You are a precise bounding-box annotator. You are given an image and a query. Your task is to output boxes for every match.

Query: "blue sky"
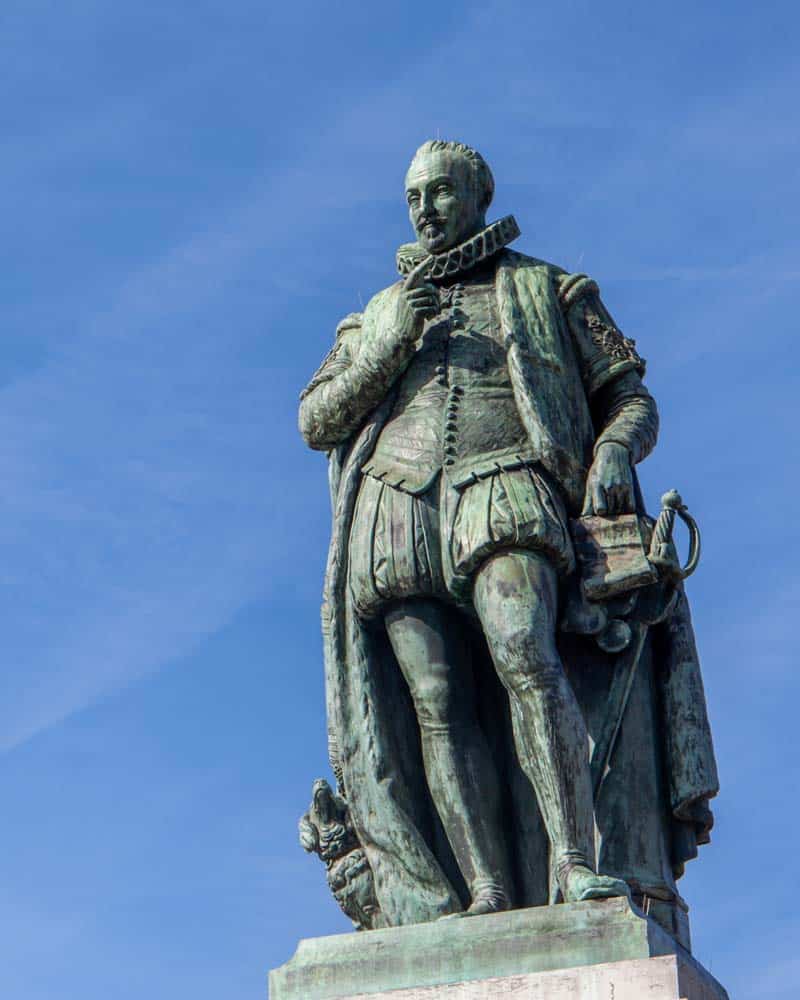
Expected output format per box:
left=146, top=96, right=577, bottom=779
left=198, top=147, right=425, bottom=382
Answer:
left=1, top=1, right=797, bottom=996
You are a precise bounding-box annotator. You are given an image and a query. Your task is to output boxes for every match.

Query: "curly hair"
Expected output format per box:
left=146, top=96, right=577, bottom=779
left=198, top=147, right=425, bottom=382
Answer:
left=409, top=140, right=495, bottom=210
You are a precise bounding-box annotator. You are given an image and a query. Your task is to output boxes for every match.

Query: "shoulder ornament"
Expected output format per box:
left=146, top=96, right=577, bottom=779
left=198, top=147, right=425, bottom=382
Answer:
left=556, top=272, right=600, bottom=311
left=300, top=312, right=363, bottom=401
left=336, top=312, right=364, bottom=338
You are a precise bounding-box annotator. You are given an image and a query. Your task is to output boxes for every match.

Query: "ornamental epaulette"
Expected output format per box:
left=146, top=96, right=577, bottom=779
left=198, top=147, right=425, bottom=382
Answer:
left=336, top=312, right=363, bottom=338
left=300, top=313, right=363, bottom=401
left=556, top=272, right=599, bottom=311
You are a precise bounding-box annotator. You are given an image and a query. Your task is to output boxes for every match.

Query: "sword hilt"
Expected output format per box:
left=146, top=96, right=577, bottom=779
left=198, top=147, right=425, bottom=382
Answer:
left=649, top=489, right=701, bottom=581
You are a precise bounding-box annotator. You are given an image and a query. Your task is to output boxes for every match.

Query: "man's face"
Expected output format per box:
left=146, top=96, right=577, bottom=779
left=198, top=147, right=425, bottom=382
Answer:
left=404, top=149, right=484, bottom=253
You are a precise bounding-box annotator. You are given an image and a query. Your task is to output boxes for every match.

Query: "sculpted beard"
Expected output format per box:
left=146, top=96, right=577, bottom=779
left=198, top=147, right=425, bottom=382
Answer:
left=416, top=213, right=447, bottom=249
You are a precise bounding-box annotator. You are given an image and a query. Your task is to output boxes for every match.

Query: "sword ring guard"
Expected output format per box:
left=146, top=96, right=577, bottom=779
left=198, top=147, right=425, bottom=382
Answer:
left=648, top=489, right=701, bottom=582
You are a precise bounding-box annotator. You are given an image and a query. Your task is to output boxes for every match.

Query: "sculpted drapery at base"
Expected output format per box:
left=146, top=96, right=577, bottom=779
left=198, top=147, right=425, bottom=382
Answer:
left=298, top=140, right=719, bottom=944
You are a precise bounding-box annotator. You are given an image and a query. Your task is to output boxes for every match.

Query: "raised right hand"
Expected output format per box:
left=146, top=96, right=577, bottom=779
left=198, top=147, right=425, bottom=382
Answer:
left=392, top=257, right=440, bottom=341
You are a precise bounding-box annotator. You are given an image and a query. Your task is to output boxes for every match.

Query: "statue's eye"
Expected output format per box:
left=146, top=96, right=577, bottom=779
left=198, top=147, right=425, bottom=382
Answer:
left=407, top=193, right=420, bottom=206
left=435, top=184, right=452, bottom=196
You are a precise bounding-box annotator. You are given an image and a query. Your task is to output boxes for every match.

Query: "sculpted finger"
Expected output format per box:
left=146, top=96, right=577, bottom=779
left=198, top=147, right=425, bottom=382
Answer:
left=410, top=301, right=440, bottom=320
left=618, top=484, right=635, bottom=513
left=407, top=289, right=437, bottom=307
left=411, top=303, right=438, bottom=320
left=605, top=483, right=622, bottom=514
left=581, top=490, right=594, bottom=517
left=593, top=482, right=608, bottom=516
left=403, top=256, right=433, bottom=291
left=409, top=294, right=437, bottom=310
left=407, top=287, right=440, bottom=309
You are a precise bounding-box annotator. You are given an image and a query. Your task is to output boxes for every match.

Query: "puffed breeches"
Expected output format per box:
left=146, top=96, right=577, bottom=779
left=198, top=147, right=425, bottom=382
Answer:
left=348, top=465, right=575, bottom=619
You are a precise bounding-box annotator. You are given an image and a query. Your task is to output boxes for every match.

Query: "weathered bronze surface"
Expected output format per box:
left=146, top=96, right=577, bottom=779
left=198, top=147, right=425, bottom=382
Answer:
left=297, top=140, right=719, bottom=944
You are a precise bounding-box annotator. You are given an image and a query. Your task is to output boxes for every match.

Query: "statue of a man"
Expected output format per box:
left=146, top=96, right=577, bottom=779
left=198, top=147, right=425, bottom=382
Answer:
left=299, top=140, right=718, bottom=938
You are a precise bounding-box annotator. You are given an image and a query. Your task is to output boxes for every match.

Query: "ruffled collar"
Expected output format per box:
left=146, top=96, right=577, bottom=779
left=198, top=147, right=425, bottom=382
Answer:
left=396, top=215, right=520, bottom=282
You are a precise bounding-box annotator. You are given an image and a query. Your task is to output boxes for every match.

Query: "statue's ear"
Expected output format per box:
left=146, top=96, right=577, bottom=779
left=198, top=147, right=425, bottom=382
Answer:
left=298, top=814, right=319, bottom=853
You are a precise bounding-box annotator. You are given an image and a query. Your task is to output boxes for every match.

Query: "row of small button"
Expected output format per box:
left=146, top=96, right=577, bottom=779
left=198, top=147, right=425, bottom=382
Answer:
left=450, top=283, right=465, bottom=330
left=427, top=281, right=469, bottom=394
left=443, top=384, right=464, bottom=465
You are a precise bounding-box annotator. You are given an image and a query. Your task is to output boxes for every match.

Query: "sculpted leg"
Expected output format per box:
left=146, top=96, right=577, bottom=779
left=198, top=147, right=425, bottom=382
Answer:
left=384, top=598, right=511, bottom=915
left=473, top=549, right=629, bottom=903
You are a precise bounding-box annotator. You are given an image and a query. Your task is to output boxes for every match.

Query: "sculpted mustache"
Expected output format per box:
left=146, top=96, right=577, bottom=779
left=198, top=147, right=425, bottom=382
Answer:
left=417, top=215, right=445, bottom=228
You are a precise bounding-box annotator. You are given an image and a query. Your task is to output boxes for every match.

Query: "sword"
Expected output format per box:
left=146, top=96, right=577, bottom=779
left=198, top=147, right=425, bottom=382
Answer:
left=589, top=490, right=701, bottom=802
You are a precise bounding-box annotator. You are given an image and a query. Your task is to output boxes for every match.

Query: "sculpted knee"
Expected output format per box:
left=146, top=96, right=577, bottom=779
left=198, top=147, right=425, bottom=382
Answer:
left=490, top=624, right=563, bottom=697
left=408, top=665, right=461, bottom=729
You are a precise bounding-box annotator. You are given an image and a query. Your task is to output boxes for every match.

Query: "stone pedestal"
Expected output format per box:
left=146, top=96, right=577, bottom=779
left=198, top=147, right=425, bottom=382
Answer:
left=269, top=898, right=728, bottom=999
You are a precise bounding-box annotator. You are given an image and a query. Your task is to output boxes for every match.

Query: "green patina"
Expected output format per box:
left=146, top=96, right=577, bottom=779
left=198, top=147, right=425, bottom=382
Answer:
left=296, top=140, right=719, bottom=948
left=270, top=898, right=728, bottom=1000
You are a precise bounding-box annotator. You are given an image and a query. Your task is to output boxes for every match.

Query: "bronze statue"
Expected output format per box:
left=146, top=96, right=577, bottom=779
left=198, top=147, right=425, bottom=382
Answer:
left=298, top=140, right=718, bottom=946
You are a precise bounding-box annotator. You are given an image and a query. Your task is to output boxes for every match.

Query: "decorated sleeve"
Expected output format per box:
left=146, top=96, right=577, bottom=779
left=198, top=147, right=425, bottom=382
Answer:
left=298, top=313, right=363, bottom=451
left=557, top=273, right=657, bottom=463
left=591, top=370, right=659, bottom=464
left=298, top=288, right=418, bottom=451
left=557, top=273, right=646, bottom=398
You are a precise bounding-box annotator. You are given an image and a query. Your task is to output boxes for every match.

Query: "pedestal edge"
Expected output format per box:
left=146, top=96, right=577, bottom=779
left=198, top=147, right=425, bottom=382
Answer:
left=269, top=898, right=727, bottom=1000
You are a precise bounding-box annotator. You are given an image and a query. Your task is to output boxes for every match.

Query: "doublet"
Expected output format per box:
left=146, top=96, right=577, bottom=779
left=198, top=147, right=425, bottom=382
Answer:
left=349, top=264, right=573, bottom=618
left=362, top=268, right=535, bottom=494
left=299, top=241, right=658, bottom=618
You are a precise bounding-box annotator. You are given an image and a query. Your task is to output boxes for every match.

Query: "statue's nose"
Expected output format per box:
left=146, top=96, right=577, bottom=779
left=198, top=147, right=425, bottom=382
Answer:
left=419, top=189, right=435, bottom=215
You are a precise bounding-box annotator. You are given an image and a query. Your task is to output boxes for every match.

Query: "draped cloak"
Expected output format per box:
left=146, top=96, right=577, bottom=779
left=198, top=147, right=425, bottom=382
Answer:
left=306, top=250, right=719, bottom=931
